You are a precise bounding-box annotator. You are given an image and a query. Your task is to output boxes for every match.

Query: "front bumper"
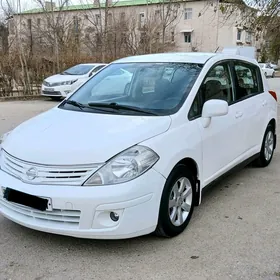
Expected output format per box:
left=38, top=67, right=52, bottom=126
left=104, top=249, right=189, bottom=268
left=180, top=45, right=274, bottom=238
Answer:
left=41, top=85, right=73, bottom=98
left=0, top=168, right=165, bottom=239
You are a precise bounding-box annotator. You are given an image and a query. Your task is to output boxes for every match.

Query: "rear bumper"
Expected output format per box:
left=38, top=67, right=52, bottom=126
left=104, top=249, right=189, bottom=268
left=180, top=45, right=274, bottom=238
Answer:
left=0, top=168, right=165, bottom=239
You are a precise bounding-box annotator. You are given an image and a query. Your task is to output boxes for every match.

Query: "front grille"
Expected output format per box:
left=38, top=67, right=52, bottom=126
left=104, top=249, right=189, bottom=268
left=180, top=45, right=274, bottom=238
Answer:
left=42, top=91, right=61, bottom=96
left=0, top=150, right=101, bottom=185
left=0, top=197, right=81, bottom=228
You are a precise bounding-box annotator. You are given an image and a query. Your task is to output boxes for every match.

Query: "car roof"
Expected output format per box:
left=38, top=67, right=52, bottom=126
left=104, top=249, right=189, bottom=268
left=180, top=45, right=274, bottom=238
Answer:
left=113, top=52, right=258, bottom=65
left=78, top=63, right=107, bottom=67
left=113, top=52, right=217, bottom=64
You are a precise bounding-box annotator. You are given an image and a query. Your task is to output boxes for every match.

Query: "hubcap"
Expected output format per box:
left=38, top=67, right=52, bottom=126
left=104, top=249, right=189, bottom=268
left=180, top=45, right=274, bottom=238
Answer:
left=264, top=131, right=274, bottom=161
left=169, top=177, right=193, bottom=226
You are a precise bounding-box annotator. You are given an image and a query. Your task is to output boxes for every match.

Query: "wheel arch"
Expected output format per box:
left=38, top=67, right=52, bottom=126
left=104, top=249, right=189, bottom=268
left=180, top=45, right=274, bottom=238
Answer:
left=268, top=118, right=276, bottom=133
left=268, top=118, right=276, bottom=149
left=173, top=157, right=201, bottom=206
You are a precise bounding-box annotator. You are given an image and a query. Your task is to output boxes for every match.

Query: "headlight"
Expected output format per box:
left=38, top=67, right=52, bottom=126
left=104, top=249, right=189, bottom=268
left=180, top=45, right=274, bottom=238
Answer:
left=0, top=131, right=11, bottom=168
left=84, top=145, right=159, bottom=186
left=46, top=80, right=78, bottom=87
left=61, top=79, right=78, bottom=86
left=0, top=131, right=11, bottom=146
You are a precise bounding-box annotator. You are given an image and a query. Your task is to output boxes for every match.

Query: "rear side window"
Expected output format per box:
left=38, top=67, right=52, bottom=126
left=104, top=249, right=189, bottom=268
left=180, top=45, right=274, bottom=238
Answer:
left=233, top=61, right=263, bottom=101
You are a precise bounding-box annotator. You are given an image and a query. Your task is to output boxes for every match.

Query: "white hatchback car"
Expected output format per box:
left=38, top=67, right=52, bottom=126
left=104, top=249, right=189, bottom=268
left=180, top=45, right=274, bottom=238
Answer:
left=0, top=53, right=277, bottom=239
left=259, top=63, right=275, bottom=78
left=41, top=63, right=106, bottom=100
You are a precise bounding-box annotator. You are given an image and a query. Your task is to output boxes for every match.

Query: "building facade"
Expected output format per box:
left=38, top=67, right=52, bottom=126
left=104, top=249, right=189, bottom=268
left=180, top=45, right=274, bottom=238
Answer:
left=7, top=0, right=261, bottom=61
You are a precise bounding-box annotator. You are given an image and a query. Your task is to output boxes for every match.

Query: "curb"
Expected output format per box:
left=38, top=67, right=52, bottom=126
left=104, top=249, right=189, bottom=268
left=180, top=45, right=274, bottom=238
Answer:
left=0, top=95, right=50, bottom=102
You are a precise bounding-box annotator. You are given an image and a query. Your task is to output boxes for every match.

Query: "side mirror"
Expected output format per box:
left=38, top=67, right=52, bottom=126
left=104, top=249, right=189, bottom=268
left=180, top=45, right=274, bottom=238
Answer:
left=201, top=99, right=228, bottom=128
left=89, top=72, right=93, bottom=77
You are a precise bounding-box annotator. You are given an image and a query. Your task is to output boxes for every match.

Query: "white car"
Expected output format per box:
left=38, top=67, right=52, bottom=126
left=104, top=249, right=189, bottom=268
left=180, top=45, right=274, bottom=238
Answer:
left=41, top=63, right=107, bottom=100
left=259, top=63, right=275, bottom=78
left=0, top=52, right=277, bottom=239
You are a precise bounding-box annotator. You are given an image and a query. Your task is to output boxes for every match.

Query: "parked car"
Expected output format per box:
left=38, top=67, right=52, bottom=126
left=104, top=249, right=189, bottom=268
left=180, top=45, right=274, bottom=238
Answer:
left=259, top=63, right=275, bottom=78
left=0, top=52, right=277, bottom=239
left=41, top=63, right=107, bottom=100
left=268, top=62, right=279, bottom=70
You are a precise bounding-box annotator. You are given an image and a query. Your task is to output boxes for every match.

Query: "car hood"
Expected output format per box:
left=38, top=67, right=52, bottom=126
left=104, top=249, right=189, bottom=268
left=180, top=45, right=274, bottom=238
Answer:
left=3, top=108, right=171, bottom=165
left=45, top=74, right=87, bottom=83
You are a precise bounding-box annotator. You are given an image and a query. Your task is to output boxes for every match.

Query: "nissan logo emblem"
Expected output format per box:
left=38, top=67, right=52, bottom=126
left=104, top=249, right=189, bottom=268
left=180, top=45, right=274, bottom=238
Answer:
left=26, top=168, right=38, bottom=180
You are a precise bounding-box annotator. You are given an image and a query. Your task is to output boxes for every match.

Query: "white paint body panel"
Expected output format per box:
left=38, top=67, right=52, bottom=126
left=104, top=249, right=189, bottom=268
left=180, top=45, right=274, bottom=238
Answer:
left=0, top=52, right=277, bottom=239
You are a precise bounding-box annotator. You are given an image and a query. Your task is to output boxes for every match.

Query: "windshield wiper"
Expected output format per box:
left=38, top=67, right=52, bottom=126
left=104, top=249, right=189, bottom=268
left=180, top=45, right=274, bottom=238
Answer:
left=63, top=100, right=118, bottom=113
left=64, top=100, right=86, bottom=111
left=87, top=102, right=158, bottom=116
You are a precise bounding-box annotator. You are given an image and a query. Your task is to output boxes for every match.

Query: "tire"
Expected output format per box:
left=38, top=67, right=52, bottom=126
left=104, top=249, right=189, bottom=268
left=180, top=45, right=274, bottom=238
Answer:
left=272, top=72, right=275, bottom=78
left=155, top=165, right=195, bottom=237
left=253, top=124, right=275, bottom=167
left=264, top=72, right=267, bottom=78
left=50, top=97, right=62, bottom=101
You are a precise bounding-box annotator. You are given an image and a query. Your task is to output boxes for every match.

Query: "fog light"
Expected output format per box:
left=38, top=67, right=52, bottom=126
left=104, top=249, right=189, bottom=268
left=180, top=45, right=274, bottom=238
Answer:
left=110, top=211, right=119, bottom=222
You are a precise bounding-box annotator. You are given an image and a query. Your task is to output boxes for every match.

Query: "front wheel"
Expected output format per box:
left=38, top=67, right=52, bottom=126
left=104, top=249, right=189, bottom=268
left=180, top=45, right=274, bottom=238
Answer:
left=254, top=124, right=275, bottom=167
left=155, top=165, right=195, bottom=237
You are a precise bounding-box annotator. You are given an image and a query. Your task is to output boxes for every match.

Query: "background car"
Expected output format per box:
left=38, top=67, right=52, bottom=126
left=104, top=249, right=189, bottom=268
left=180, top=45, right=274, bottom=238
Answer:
left=268, top=62, right=279, bottom=70
left=41, top=63, right=107, bottom=100
left=259, top=63, right=275, bottom=78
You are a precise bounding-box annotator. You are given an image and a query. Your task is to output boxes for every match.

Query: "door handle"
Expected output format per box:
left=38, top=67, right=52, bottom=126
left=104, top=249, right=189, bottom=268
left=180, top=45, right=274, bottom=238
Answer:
left=235, top=111, right=243, bottom=118
left=262, top=100, right=267, bottom=106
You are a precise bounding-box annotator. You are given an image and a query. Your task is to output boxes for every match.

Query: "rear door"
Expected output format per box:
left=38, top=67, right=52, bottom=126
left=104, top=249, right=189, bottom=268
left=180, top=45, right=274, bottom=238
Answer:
left=231, top=60, right=267, bottom=153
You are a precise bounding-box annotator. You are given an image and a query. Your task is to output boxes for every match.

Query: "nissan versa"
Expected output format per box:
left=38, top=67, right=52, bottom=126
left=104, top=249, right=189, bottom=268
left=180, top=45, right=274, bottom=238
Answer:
left=0, top=52, right=277, bottom=239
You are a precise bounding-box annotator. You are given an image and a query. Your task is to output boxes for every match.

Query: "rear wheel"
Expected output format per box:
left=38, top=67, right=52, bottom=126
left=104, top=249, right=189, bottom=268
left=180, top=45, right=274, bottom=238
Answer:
left=272, top=72, right=275, bottom=78
left=155, top=165, right=195, bottom=237
left=254, top=124, right=275, bottom=167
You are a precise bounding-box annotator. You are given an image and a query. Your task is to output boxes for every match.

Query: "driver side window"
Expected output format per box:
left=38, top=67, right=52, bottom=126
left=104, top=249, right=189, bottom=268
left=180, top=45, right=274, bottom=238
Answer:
left=188, top=62, right=233, bottom=120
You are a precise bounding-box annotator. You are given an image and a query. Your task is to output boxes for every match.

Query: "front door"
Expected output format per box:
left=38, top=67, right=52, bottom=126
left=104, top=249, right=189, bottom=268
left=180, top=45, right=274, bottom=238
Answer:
left=188, top=61, right=244, bottom=186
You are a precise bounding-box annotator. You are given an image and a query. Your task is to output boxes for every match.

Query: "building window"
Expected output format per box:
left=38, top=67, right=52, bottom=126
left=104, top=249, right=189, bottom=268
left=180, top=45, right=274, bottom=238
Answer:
left=120, top=12, right=125, bottom=22
left=245, top=31, right=252, bottom=43
left=156, top=32, right=160, bottom=42
left=184, top=8, right=192, bottom=20
left=155, top=10, right=161, bottom=20
left=237, top=29, right=242, bottom=41
left=9, top=20, right=15, bottom=35
left=47, top=17, right=51, bottom=28
left=96, top=33, right=101, bottom=45
left=73, top=16, right=79, bottom=32
left=139, top=12, right=145, bottom=28
left=27, top=18, right=32, bottom=30
left=171, top=31, right=175, bottom=42
left=121, top=32, right=126, bottom=43
left=184, top=32, right=191, bottom=43
left=95, top=14, right=101, bottom=25
left=37, top=18, right=41, bottom=28
left=108, top=13, right=113, bottom=26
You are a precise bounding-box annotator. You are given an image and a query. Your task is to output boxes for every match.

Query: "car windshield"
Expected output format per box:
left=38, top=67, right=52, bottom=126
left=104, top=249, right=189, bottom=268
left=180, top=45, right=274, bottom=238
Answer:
left=60, top=62, right=203, bottom=116
left=62, top=64, right=95, bottom=75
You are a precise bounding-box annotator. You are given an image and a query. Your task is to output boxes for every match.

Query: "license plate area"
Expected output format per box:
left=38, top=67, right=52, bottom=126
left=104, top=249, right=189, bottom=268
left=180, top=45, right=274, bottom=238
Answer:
left=44, top=88, right=55, bottom=92
left=3, top=188, right=52, bottom=211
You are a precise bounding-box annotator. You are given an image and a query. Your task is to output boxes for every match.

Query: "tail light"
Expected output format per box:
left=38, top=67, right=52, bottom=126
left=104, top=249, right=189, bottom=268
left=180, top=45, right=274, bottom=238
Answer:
left=269, top=90, right=277, bottom=101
